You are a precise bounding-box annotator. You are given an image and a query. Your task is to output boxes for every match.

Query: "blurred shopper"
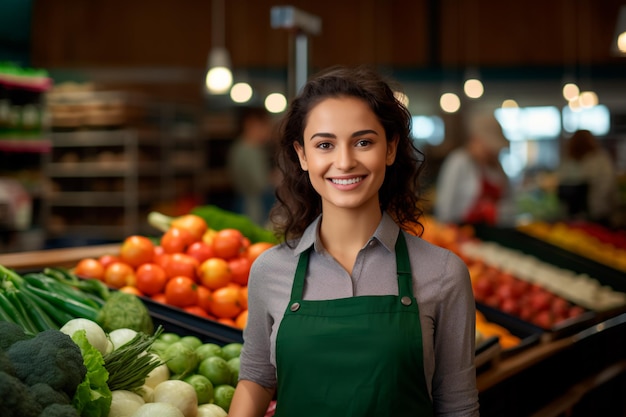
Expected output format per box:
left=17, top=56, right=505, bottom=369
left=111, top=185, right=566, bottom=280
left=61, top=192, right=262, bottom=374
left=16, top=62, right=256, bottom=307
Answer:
left=227, top=106, right=277, bottom=227
left=556, top=129, right=618, bottom=225
left=434, top=112, right=514, bottom=226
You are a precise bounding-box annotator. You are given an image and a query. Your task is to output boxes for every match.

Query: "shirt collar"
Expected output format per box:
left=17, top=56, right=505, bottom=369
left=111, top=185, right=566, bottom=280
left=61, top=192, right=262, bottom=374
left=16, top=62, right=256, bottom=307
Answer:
left=293, top=212, right=400, bottom=256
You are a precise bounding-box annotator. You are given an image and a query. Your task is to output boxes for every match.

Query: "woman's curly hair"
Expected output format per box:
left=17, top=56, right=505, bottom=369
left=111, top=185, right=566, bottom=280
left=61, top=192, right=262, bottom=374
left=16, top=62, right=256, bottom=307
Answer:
left=270, top=65, right=426, bottom=244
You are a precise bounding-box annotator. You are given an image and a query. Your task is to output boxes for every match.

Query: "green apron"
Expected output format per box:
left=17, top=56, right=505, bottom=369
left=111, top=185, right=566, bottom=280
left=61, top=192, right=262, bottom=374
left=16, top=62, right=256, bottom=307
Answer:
left=275, top=231, right=434, bottom=416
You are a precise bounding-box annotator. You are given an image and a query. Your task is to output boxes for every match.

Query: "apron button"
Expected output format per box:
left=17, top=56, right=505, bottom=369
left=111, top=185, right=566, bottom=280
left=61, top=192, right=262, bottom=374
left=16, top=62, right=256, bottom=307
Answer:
left=401, top=296, right=412, bottom=306
left=290, top=302, right=301, bottom=312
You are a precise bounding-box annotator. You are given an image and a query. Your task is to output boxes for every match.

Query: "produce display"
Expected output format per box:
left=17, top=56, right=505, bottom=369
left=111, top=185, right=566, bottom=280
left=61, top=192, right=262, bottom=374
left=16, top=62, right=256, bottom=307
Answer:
left=517, top=220, right=626, bottom=272
left=73, top=212, right=275, bottom=330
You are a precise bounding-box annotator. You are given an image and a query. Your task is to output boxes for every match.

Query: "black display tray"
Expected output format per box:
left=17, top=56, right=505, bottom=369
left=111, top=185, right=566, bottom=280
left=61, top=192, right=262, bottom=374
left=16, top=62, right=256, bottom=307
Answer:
left=476, top=303, right=544, bottom=358
left=141, top=296, right=244, bottom=346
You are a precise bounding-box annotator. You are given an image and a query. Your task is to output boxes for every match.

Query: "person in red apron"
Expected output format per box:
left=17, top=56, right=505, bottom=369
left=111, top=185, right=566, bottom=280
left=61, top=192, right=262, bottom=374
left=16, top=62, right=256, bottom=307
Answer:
left=229, top=66, right=479, bottom=417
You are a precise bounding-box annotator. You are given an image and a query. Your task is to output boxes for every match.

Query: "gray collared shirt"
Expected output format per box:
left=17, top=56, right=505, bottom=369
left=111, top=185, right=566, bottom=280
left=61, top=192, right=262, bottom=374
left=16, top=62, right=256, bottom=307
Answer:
left=239, top=212, right=479, bottom=416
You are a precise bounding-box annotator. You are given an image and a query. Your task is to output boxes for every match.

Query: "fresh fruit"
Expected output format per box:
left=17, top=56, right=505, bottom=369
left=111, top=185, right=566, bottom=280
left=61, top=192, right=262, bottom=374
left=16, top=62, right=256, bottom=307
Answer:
left=104, top=261, right=136, bottom=289
left=235, top=309, right=248, bottom=329
left=98, top=254, right=121, bottom=269
left=135, top=263, right=167, bottom=295
left=213, top=384, right=235, bottom=412
left=186, top=241, right=216, bottom=263
left=165, top=276, right=199, bottom=307
left=245, top=241, right=274, bottom=263
left=161, top=253, right=200, bottom=280
left=74, top=258, right=105, bottom=280
left=198, top=356, right=232, bottom=386
left=198, top=258, right=232, bottom=290
left=196, top=285, right=213, bottom=314
left=221, top=343, right=243, bottom=361
left=171, top=214, right=209, bottom=241
left=161, top=226, right=196, bottom=254
left=196, top=343, right=225, bottom=361
left=228, top=256, right=251, bottom=286
left=209, top=286, right=243, bottom=319
left=184, top=373, right=214, bottom=404
left=212, top=229, right=245, bottom=260
left=120, top=235, right=155, bottom=267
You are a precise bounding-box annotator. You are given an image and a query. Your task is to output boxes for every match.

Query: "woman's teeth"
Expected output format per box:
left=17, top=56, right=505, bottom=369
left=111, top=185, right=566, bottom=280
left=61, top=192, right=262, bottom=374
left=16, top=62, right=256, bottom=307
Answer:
left=331, top=177, right=363, bottom=185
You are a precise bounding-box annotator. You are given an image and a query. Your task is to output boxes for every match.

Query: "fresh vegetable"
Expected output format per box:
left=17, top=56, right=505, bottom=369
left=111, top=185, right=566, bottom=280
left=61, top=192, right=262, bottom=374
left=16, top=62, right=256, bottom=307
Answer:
left=7, top=329, right=87, bottom=397
left=196, top=403, right=228, bottom=417
left=70, top=330, right=112, bottom=417
left=163, top=341, right=200, bottom=377
left=108, top=390, right=145, bottom=417
left=152, top=379, right=198, bottom=417
left=0, top=371, right=46, bottom=417
left=103, top=326, right=164, bottom=393
left=0, top=320, right=32, bottom=350
left=96, top=291, right=154, bottom=334
left=61, top=318, right=111, bottom=356
left=131, top=402, right=185, bottom=417
left=108, top=328, right=139, bottom=351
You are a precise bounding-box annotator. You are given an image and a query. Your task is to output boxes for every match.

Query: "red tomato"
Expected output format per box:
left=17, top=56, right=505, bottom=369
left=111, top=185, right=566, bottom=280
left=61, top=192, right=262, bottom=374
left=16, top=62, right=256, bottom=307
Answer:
left=197, top=285, right=213, bottom=314
left=212, top=229, right=245, bottom=260
left=171, top=214, right=208, bottom=241
left=165, top=276, right=199, bottom=307
left=162, top=253, right=199, bottom=281
left=161, top=227, right=196, bottom=254
left=197, top=257, right=232, bottom=290
left=183, top=305, right=210, bottom=318
left=186, top=241, right=216, bottom=264
left=104, top=261, right=135, bottom=289
left=120, top=235, right=155, bottom=267
left=151, top=293, right=167, bottom=303
left=245, top=242, right=274, bottom=264
left=135, top=263, right=168, bottom=295
left=228, top=256, right=252, bottom=286
left=74, top=258, right=105, bottom=280
left=98, top=254, right=121, bottom=270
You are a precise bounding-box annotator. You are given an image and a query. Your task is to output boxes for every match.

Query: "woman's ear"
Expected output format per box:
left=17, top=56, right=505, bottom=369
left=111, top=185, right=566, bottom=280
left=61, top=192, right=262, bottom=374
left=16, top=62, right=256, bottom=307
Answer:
left=386, top=135, right=399, bottom=166
left=293, top=141, right=308, bottom=171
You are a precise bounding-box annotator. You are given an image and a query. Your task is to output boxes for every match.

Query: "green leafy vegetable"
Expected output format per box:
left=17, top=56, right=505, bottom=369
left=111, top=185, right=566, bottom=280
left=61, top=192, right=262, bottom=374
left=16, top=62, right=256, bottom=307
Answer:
left=71, top=330, right=112, bottom=417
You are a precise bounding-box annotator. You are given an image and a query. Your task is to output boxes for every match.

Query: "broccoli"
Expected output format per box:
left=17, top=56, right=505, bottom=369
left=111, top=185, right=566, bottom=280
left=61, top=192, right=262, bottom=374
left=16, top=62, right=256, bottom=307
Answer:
left=7, top=329, right=87, bottom=397
left=0, top=371, right=43, bottom=417
left=0, top=320, right=32, bottom=351
left=29, top=383, right=71, bottom=409
left=39, top=403, right=81, bottom=417
left=0, top=349, right=15, bottom=376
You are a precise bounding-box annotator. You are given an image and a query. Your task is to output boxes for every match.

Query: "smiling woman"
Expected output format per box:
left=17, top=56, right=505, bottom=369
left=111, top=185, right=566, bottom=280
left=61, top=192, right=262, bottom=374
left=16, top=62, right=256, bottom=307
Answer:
left=228, top=66, right=479, bottom=417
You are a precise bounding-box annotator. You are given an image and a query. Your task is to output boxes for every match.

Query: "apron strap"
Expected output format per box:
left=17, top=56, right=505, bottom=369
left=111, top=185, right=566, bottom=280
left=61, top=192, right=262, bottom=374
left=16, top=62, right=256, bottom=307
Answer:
left=290, top=248, right=310, bottom=300
left=290, top=230, right=413, bottom=300
left=395, top=231, right=414, bottom=299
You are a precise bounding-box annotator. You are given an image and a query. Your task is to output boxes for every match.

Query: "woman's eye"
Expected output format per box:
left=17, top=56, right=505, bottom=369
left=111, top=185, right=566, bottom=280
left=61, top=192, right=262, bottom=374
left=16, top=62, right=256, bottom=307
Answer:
left=316, top=142, right=332, bottom=149
left=356, top=139, right=372, bottom=147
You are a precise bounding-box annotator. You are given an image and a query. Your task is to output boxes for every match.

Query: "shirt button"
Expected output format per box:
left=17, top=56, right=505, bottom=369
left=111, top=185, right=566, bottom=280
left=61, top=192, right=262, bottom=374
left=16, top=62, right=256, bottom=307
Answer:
left=290, top=302, right=300, bottom=312
left=401, top=296, right=412, bottom=306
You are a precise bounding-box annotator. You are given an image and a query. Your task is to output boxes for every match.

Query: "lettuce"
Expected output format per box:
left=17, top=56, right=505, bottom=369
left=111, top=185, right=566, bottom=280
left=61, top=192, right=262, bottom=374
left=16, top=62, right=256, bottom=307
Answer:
left=71, top=329, right=112, bottom=417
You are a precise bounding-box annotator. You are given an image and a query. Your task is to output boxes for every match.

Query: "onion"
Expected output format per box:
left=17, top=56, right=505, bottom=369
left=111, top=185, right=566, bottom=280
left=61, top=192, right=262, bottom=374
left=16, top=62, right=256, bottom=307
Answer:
left=109, top=390, right=144, bottom=417
left=60, top=318, right=109, bottom=355
left=153, top=380, right=198, bottom=417
left=131, top=402, right=185, bottom=417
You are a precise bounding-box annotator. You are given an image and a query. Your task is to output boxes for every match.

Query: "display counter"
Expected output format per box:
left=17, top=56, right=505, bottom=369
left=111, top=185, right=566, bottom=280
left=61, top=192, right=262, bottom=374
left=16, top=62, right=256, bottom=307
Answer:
left=0, top=245, right=624, bottom=416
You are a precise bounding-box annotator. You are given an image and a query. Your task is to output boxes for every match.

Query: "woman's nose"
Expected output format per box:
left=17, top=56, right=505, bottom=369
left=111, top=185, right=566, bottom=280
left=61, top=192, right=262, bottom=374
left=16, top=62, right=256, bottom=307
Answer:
left=335, top=145, right=356, bottom=170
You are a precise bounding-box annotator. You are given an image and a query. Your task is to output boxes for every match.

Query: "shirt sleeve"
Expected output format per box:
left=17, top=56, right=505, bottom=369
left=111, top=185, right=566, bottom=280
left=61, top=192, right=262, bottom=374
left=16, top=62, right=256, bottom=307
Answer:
left=431, top=251, right=480, bottom=416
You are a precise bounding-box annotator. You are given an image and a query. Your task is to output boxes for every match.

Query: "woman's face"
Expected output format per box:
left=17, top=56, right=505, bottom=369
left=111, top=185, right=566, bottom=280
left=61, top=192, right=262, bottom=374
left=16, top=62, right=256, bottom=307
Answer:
left=294, top=96, right=397, bottom=214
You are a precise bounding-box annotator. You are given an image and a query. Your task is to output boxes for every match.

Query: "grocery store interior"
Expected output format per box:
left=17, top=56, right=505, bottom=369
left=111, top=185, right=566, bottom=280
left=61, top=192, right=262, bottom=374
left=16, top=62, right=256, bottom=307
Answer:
left=1, top=0, right=625, bottom=416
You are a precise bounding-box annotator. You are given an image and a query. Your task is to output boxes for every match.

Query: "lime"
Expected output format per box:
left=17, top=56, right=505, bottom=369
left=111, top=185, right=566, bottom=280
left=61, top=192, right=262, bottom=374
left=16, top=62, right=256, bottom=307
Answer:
left=158, top=332, right=181, bottom=344
left=221, top=342, right=243, bottom=360
left=149, top=340, right=170, bottom=357
left=227, top=357, right=240, bottom=386
left=179, top=335, right=203, bottom=350
left=214, top=384, right=236, bottom=412
left=164, top=342, right=199, bottom=375
left=196, top=343, right=224, bottom=361
left=184, top=374, right=214, bottom=404
left=198, top=356, right=232, bottom=386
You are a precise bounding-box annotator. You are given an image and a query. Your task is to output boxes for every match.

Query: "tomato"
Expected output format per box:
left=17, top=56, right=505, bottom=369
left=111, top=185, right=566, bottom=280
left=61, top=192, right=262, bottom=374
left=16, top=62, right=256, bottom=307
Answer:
left=186, top=241, right=216, bottom=264
left=151, top=293, right=167, bottom=303
left=161, top=227, right=196, bottom=254
left=74, top=258, right=105, bottom=280
left=119, top=285, right=144, bottom=296
left=135, top=263, right=168, bottom=295
left=165, top=276, right=199, bottom=307
left=217, top=317, right=237, bottom=327
left=209, top=285, right=243, bottom=319
left=161, top=253, right=199, bottom=281
left=197, top=285, right=213, bottom=314
left=183, top=305, right=210, bottom=318
left=104, top=261, right=136, bottom=289
left=228, top=256, right=251, bottom=286
left=120, top=235, right=155, bottom=267
left=238, top=285, right=248, bottom=310
left=171, top=214, right=208, bottom=241
left=245, top=242, right=275, bottom=264
left=212, top=229, right=245, bottom=259
left=198, top=257, right=232, bottom=290
left=202, top=228, right=218, bottom=245
left=98, top=254, right=121, bottom=270
left=235, top=309, right=248, bottom=329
